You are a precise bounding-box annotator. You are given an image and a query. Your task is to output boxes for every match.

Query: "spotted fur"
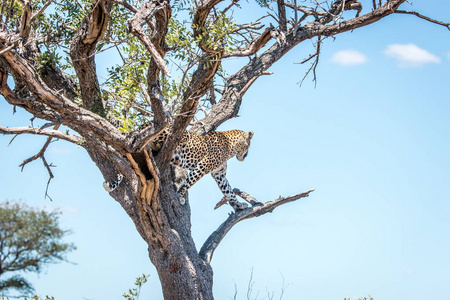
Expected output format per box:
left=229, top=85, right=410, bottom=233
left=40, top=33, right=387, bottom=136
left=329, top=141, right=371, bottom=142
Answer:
left=103, top=173, right=123, bottom=192
left=152, top=128, right=254, bottom=210
left=104, top=128, right=254, bottom=210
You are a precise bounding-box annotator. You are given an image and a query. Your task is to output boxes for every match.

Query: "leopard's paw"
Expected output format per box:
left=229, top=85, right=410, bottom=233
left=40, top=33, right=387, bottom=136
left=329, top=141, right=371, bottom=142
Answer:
left=229, top=199, right=248, bottom=211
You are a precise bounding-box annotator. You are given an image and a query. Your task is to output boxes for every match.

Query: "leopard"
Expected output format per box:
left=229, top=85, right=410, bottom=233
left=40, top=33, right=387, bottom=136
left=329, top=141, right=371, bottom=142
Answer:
left=151, top=128, right=254, bottom=210
left=104, top=127, right=254, bottom=211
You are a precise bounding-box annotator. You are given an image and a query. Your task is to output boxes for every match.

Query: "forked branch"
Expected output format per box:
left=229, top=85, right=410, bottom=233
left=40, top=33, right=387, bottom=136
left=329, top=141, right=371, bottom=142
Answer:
left=200, top=188, right=315, bottom=263
left=14, top=124, right=63, bottom=200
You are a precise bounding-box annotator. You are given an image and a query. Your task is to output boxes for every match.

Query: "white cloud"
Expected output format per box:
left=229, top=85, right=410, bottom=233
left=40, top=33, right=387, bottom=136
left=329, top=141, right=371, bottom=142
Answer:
left=384, top=43, right=441, bottom=67
left=331, top=50, right=368, bottom=66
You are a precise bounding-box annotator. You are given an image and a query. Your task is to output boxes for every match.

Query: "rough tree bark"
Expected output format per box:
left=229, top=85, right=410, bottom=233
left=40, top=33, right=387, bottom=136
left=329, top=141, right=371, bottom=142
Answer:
left=0, top=0, right=448, bottom=299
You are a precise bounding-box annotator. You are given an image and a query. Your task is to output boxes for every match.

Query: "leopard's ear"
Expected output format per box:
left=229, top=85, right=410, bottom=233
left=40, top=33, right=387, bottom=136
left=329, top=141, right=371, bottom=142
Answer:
left=248, top=131, right=254, bottom=139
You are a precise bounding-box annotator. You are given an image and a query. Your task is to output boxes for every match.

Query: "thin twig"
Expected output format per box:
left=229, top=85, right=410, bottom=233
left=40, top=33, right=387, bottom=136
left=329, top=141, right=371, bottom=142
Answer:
left=395, top=10, right=450, bottom=30
left=30, top=0, right=53, bottom=23
left=105, top=0, right=138, bottom=12
left=298, top=35, right=323, bottom=86
left=42, top=156, right=54, bottom=201
left=16, top=124, right=62, bottom=200
left=0, top=44, right=16, bottom=55
left=18, top=124, right=61, bottom=171
left=8, top=134, right=19, bottom=146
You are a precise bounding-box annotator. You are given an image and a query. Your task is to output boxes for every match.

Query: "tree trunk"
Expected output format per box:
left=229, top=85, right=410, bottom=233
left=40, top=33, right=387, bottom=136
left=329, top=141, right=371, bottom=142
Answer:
left=148, top=170, right=214, bottom=300
left=84, top=140, right=214, bottom=299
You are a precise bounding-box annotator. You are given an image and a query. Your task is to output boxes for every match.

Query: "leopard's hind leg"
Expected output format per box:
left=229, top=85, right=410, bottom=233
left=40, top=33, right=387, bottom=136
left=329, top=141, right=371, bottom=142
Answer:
left=177, top=161, right=207, bottom=204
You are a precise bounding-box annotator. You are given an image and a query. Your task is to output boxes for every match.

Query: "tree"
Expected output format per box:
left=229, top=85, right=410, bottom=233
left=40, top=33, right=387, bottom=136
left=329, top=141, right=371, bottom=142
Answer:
left=0, top=202, right=75, bottom=296
left=0, top=0, right=448, bottom=299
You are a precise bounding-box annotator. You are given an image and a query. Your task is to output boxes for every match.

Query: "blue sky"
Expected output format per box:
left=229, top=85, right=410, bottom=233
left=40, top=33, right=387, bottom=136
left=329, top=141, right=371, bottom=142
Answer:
left=1, top=1, right=450, bottom=299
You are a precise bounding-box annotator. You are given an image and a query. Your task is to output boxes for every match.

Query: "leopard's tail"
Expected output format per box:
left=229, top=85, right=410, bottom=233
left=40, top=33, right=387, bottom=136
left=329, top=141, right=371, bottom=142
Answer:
left=103, top=174, right=124, bottom=192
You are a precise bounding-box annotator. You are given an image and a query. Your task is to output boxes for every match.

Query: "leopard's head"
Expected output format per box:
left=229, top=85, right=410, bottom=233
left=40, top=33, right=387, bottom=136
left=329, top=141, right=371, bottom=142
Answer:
left=236, top=131, right=254, bottom=161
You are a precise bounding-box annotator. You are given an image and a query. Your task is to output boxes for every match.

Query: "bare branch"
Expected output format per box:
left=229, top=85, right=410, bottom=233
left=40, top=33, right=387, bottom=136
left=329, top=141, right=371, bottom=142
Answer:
left=124, top=122, right=168, bottom=153
left=200, top=189, right=315, bottom=263
left=298, top=35, right=323, bottom=86
left=293, top=0, right=299, bottom=33
left=277, top=0, right=287, bottom=32
left=70, top=0, right=112, bottom=110
left=19, top=0, right=32, bottom=41
left=0, top=126, right=82, bottom=144
left=221, top=0, right=238, bottom=15
left=15, top=124, right=62, bottom=200
left=0, top=43, right=15, bottom=55
left=231, top=22, right=265, bottom=34
left=214, top=188, right=261, bottom=210
left=139, top=82, right=152, bottom=106
left=395, top=10, right=450, bottom=30
left=143, top=0, right=172, bottom=125
left=284, top=1, right=327, bottom=17
left=224, top=25, right=275, bottom=58
left=42, top=156, right=55, bottom=201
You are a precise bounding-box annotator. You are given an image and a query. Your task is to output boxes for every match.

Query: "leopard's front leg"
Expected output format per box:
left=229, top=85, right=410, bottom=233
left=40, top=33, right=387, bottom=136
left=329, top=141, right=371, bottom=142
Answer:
left=211, top=163, right=248, bottom=211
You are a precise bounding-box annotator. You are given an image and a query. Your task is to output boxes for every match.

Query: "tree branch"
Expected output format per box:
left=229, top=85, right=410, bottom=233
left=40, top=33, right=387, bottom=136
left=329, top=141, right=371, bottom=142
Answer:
left=199, top=189, right=315, bottom=263
left=192, top=0, right=407, bottom=134
left=298, top=35, right=323, bottom=86
left=395, top=10, right=450, bottom=30
left=14, top=124, right=62, bottom=200
left=69, top=0, right=112, bottom=111
left=192, top=0, right=225, bottom=53
left=277, top=0, right=287, bottom=32
left=105, top=0, right=137, bottom=12
left=128, top=0, right=171, bottom=77
left=30, top=0, right=52, bottom=23
left=283, top=1, right=327, bottom=17
left=0, top=42, right=133, bottom=153
left=18, top=0, right=32, bottom=42
left=0, top=126, right=82, bottom=144
left=223, top=25, right=275, bottom=58
left=143, top=0, right=172, bottom=125
left=124, top=122, right=168, bottom=153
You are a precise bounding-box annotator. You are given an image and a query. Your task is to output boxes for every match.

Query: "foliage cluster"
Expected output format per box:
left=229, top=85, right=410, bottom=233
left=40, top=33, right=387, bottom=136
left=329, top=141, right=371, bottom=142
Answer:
left=0, top=202, right=75, bottom=297
left=3, top=0, right=252, bottom=130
